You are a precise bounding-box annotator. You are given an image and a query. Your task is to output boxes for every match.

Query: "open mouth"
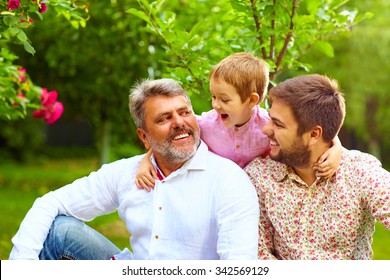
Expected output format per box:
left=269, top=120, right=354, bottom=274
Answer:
left=173, top=133, right=190, bottom=140
left=221, top=114, right=229, bottom=121
left=269, top=139, right=279, bottom=147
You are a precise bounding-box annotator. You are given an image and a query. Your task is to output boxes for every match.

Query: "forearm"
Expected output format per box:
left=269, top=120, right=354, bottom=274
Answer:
left=10, top=192, right=63, bottom=259
left=9, top=165, right=120, bottom=259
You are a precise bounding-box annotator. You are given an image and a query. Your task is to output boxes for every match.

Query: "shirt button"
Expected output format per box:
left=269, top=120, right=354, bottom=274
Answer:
left=155, top=235, right=159, bottom=239
left=236, top=145, right=240, bottom=149
left=234, top=127, right=239, bottom=132
left=159, top=206, right=162, bottom=211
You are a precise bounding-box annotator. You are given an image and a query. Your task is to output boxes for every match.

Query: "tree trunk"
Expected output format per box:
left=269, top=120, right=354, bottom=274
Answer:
left=100, top=120, right=111, bottom=165
left=368, top=138, right=381, bottom=161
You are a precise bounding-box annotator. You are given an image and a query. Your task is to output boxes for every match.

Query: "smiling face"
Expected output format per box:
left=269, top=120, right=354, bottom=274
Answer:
left=137, top=95, right=200, bottom=173
left=263, top=99, right=312, bottom=168
left=209, top=77, right=258, bottom=128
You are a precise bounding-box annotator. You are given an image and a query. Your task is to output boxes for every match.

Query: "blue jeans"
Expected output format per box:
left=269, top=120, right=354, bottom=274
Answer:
left=39, top=215, right=121, bottom=260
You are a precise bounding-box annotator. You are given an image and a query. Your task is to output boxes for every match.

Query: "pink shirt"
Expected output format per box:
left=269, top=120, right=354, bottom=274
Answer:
left=197, top=105, right=270, bottom=168
left=245, top=149, right=390, bottom=259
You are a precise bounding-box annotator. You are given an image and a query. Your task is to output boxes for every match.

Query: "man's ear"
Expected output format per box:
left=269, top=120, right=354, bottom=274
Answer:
left=308, top=125, right=323, bottom=146
left=248, top=92, right=260, bottom=107
left=136, top=128, right=151, bottom=150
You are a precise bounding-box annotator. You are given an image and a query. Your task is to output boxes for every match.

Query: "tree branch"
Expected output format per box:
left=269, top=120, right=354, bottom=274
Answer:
left=275, top=0, right=297, bottom=70
left=270, top=0, right=277, bottom=61
left=139, top=3, right=204, bottom=89
left=250, top=0, right=267, bottom=59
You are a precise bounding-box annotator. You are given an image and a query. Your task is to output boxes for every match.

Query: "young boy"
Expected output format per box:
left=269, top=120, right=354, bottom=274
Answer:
left=136, top=53, right=341, bottom=190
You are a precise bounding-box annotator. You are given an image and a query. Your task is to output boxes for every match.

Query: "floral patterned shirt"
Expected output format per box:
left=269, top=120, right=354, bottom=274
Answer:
left=245, top=149, right=390, bottom=260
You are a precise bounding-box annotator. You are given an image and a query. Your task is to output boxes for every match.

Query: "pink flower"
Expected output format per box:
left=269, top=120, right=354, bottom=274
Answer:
left=39, top=3, right=48, bottom=13
left=32, top=88, right=64, bottom=124
left=18, top=68, right=26, bottom=83
left=7, top=0, right=20, bottom=10
left=40, top=88, right=58, bottom=107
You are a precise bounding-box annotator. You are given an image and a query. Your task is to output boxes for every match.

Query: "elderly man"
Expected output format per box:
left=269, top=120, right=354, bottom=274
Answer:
left=10, top=78, right=259, bottom=260
left=245, top=74, right=390, bottom=259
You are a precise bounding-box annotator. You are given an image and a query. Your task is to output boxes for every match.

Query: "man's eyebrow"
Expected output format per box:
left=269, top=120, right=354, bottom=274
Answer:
left=154, top=111, right=170, bottom=121
left=269, top=113, right=284, bottom=125
left=177, top=105, right=191, bottom=112
left=154, top=105, right=191, bottom=121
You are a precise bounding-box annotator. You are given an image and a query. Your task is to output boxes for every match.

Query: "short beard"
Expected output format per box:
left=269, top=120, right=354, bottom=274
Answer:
left=147, top=128, right=200, bottom=165
left=271, top=138, right=311, bottom=168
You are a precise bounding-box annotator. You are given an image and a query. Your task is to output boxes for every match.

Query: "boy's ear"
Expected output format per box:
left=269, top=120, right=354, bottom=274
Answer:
left=136, top=128, right=151, bottom=150
left=249, top=92, right=260, bottom=107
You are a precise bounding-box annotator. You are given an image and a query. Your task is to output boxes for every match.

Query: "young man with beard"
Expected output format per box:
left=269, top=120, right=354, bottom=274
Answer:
left=10, top=78, right=259, bottom=260
left=245, top=74, right=390, bottom=260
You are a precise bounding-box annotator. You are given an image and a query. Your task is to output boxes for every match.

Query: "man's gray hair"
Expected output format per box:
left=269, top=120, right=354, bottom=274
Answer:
left=129, top=78, right=192, bottom=129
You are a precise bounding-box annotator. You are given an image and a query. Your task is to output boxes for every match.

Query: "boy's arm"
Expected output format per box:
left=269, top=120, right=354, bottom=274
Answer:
left=135, top=149, right=157, bottom=192
left=314, top=136, right=342, bottom=178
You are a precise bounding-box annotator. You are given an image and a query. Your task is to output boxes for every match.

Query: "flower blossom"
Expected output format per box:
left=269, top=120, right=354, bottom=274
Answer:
left=7, top=0, right=20, bottom=10
left=39, top=3, right=48, bottom=13
left=18, top=68, right=26, bottom=83
left=32, top=88, right=64, bottom=124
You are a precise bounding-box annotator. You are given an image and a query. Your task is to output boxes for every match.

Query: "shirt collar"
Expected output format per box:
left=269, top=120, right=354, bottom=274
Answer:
left=150, top=140, right=207, bottom=180
left=266, top=156, right=329, bottom=186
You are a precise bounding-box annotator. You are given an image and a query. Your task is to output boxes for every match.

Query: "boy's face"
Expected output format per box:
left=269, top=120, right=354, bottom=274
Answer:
left=209, top=77, right=254, bottom=128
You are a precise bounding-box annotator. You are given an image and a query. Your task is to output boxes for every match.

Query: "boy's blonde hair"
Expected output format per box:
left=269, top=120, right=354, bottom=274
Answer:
left=209, top=52, right=269, bottom=103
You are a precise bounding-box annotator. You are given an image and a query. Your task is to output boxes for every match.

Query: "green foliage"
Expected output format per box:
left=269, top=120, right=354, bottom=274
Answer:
left=302, top=0, right=390, bottom=160
left=0, top=47, right=41, bottom=120
left=13, top=0, right=156, bottom=162
left=3, top=0, right=372, bottom=163
left=0, top=0, right=89, bottom=121
left=0, top=116, right=45, bottom=162
left=127, top=0, right=368, bottom=94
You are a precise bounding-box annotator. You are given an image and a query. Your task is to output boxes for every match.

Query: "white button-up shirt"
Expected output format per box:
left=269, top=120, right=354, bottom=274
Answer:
left=10, top=141, right=259, bottom=260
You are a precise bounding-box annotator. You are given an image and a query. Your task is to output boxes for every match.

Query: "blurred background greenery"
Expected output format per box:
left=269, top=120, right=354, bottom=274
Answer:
left=1, top=0, right=389, bottom=259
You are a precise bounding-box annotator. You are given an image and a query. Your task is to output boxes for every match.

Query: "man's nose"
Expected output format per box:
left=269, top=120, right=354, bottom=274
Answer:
left=172, top=112, right=185, bottom=126
left=262, top=121, right=271, bottom=135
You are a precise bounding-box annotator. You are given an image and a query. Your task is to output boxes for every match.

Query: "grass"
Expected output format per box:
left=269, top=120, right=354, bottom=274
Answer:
left=0, top=158, right=389, bottom=260
left=0, top=158, right=129, bottom=260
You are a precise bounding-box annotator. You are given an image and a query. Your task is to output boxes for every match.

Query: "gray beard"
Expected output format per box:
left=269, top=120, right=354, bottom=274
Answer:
left=146, top=129, right=200, bottom=166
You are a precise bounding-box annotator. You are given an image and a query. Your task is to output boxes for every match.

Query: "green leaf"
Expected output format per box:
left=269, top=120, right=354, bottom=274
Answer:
left=16, top=30, right=28, bottom=43
left=17, top=22, right=30, bottom=29
left=126, top=8, right=152, bottom=26
left=23, top=41, right=36, bottom=55
left=306, top=0, right=321, bottom=15
left=7, top=27, right=19, bottom=37
left=313, top=41, right=334, bottom=57
left=3, top=16, right=19, bottom=27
